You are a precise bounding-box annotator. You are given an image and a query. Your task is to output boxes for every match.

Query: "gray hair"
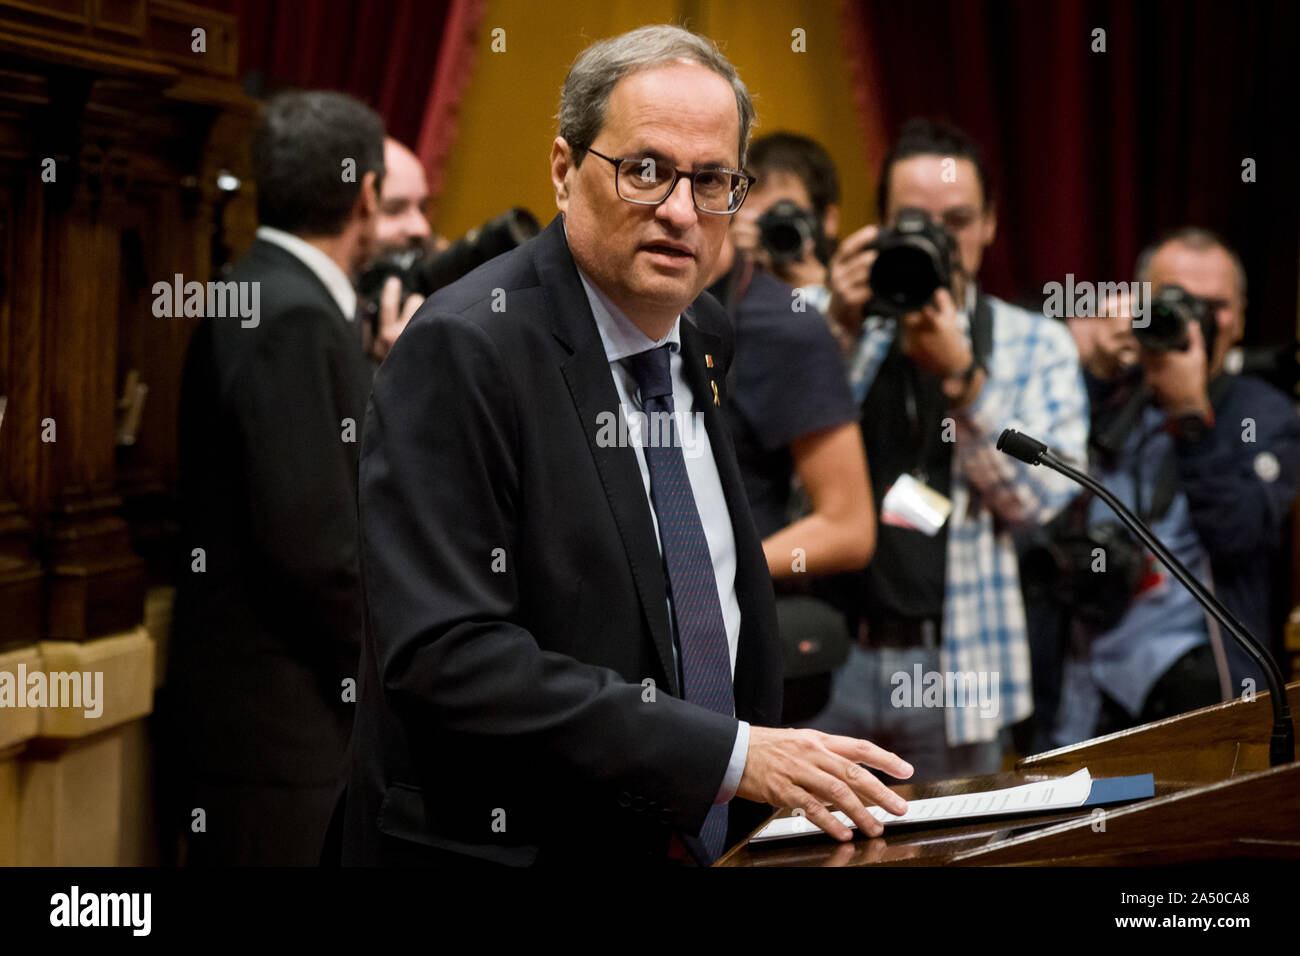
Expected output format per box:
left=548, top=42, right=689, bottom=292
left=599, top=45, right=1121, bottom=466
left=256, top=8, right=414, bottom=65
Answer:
left=558, top=24, right=755, bottom=168
left=1135, top=226, right=1248, bottom=303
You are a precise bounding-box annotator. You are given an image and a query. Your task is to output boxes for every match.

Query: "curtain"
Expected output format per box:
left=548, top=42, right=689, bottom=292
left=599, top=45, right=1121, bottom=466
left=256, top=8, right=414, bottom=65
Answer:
left=229, top=0, right=486, bottom=213
left=839, top=0, right=1299, bottom=347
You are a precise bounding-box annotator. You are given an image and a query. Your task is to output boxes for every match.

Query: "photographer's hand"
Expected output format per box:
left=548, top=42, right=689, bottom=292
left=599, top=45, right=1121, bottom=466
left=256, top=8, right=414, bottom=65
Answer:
left=1141, top=320, right=1212, bottom=417
left=731, top=210, right=761, bottom=256
left=732, top=217, right=826, bottom=289
left=827, top=224, right=879, bottom=346
left=901, top=287, right=971, bottom=376
left=775, top=239, right=829, bottom=289
left=375, top=276, right=425, bottom=362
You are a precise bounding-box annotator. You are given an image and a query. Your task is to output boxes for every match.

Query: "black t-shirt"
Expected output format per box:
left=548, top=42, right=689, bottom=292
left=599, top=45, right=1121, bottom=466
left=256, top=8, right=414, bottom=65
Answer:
left=708, top=265, right=856, bottom=539
left=854, top=341, right=953, bottom=622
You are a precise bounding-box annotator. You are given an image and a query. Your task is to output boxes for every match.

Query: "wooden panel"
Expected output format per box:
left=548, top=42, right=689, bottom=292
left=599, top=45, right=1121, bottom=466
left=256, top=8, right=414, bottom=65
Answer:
left=1016, top=681, right=1300, bottom=781
left=719, top=682, right=1300, bottom=866
left=0, top=1, right=236, bottom=82
left=951, top=763, right=1300, bottom=866
left=93, top=0, right=145, bottom=37
left=148, top=0, right=236, bottom=77
left=0, top=0, right=90, bottom=28
left=0, top=163, right=44, bottom=648
left=0, top=1, right=250, bottom=643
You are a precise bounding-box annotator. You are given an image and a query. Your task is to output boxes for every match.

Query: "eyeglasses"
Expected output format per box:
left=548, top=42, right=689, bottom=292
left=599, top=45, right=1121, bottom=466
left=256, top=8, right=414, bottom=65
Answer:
left=583, top=147, right=756, bottom=215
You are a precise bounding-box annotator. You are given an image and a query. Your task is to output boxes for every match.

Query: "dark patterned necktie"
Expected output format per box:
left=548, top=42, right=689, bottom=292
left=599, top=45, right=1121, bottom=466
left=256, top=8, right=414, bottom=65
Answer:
left=622, top=343, right=733, bottom=861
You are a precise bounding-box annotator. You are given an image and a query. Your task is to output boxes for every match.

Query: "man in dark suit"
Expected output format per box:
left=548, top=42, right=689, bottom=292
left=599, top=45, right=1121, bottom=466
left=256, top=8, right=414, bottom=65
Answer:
left=342, top=25, right=912, bottom=867
left=166, top=91, right=384, bottom=864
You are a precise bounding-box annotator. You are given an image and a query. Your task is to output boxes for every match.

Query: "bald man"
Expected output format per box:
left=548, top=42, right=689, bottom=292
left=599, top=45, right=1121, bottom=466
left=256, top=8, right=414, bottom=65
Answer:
left=1047, top=228, right=1300, bottom=748
left=364, top=138, right=439, bottom=361
left=376, top=137, right=433, bottom=257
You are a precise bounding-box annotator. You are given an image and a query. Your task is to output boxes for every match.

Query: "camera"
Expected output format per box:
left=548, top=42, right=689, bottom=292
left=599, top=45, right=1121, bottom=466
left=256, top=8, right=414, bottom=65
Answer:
left=358, top=207, right=540, bottom=313
left=1020, top=520, right=1145, bottom=632
left=1134, top=284, right=1218, bottom=356
left=756, top=199, right=822, bottom=265
left=866, top=207, right=958, bottom=314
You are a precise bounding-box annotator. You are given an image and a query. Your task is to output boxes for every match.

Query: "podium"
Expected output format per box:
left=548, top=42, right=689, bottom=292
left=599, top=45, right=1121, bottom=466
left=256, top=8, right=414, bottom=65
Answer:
left=717, top=681, right=1300, bottom=866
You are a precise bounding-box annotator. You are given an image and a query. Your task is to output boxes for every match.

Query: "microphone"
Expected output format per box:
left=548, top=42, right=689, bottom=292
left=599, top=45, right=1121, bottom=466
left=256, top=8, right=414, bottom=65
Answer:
left=997, top=428, right=1295, bottom=766
left=996, top=428, right=1048, bottom=466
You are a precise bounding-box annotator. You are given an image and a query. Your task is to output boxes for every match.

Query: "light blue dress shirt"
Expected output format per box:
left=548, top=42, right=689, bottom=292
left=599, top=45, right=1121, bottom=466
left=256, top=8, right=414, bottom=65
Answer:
left=576, top=267, right=749, bottom=805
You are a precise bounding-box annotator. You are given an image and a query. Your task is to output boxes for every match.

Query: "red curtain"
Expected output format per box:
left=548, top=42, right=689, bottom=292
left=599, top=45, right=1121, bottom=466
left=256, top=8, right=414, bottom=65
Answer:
left=839, top=0, right=1299, bottom=348
left=226, top=0, right=486, bottom=213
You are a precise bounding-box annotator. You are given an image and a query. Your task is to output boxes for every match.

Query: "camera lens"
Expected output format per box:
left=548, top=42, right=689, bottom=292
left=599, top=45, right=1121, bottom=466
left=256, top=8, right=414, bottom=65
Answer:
left=757, top=200, right=817, bottom=265
left=1135, top=284, right=1213, bottom=354
left=1140, top=302, right=1186, bottom=352
left=864, top=207, right=954, bottom=315
left=763, top=221, right=804, bottom=259
left=870, top=242, right=944, bottom=313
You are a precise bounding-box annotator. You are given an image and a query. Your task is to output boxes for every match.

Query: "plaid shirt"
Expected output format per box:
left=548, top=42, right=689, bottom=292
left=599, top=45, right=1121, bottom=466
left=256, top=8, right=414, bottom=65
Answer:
left=849, top=294, right=1089, bottom=744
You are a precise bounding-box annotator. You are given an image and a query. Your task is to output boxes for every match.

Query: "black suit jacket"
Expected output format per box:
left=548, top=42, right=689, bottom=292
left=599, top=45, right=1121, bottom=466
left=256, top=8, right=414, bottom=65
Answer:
left=341, top=216, right=782, bottom=866
left=168, top=238, right=370, bottom=793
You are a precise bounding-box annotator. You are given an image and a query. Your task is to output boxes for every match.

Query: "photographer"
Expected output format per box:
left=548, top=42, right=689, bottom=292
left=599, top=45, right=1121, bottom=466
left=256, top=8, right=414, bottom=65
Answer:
left=1045, top=229, right=1300, bottom=748
left=731, top=132, right=840, bottom=316
left=358, top=183, right=540, bottom=367
left=811, top=119, right=1088, bottom=779
left=363, top=137, right=437, bottom=363
left=706, top=164, right=875, bottom=722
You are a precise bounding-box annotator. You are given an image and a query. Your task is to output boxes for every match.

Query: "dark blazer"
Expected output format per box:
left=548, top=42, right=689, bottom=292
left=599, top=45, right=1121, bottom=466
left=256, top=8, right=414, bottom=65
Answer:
left=341, top=216, right=783, bottom=866
left=167, top=238, right=371, bottom=859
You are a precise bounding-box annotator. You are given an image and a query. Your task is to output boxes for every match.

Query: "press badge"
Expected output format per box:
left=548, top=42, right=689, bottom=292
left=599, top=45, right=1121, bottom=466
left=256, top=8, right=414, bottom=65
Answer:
left=880, top=473, right=952, bottom=536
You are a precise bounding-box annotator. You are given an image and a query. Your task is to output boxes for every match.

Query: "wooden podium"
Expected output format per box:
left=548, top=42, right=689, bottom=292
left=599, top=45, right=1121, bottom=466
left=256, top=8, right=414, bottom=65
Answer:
left=717, top=681, right=1300, bottom=866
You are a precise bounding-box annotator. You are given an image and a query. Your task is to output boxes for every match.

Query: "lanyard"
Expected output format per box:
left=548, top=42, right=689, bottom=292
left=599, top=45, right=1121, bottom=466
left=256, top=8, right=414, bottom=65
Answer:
left=903, top=363, right=935, bottom=487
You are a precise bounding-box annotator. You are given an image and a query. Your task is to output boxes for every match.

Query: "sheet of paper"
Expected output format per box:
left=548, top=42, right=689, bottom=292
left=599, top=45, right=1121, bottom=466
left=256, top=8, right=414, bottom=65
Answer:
left=749, top=768, right=1094, bottom=844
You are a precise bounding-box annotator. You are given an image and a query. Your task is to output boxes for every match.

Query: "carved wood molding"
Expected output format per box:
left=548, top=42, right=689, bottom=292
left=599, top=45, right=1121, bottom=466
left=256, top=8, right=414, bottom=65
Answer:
left=0, top=0, right=250, bottom=644
left=0, top=0, right=238, bottom=84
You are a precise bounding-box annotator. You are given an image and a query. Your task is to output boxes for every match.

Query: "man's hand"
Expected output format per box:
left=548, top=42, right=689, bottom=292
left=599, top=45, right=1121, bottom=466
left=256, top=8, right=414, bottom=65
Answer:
left=730, top=209, right=761, bottom=257
left=736, top=726, right=912, bottom=840
left=772, top=239, right=829, bottom=289
left=900, top=287, right=971, bottom=378
left=374, top=275, right=425, bottom=362
left=827, top=224, right=879, bottom=342
left=733, top=215, right=827, bottom=288
left=1141, top=319, right=1211, bottom=416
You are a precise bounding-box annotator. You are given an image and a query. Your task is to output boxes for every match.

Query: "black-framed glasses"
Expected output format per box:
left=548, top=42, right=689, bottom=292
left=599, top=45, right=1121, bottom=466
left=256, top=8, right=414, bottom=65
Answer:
left=583, top=147, right=756, bottom=215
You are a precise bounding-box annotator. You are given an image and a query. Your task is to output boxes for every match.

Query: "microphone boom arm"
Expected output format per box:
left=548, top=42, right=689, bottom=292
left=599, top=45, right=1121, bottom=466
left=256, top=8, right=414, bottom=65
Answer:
left=999, top=429, right=1294, bottom=766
